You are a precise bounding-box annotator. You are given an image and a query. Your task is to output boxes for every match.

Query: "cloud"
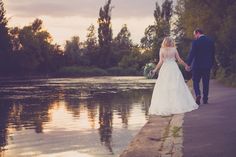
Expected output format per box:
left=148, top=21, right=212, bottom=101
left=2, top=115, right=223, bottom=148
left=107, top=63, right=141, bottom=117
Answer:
left=37, top=16, right=154, bottom=45
left=3, top=0, right=176, bottom=45
left=4, top=0, right=167, bottom=18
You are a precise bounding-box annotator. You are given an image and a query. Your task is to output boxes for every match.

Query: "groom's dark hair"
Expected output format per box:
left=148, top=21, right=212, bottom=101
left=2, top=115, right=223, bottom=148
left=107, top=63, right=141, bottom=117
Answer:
left=194, top=28, right=204, bottom=34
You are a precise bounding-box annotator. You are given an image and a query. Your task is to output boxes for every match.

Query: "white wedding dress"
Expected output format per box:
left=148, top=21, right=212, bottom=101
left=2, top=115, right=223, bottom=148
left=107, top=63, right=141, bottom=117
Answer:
left=149, top=47, right=198, bottom=116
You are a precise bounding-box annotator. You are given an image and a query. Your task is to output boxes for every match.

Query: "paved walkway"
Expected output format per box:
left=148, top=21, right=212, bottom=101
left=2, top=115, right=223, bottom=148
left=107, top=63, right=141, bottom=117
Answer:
left=120, top=80, right=236, bottom=157
left=183, top=80, right=236, bottom=157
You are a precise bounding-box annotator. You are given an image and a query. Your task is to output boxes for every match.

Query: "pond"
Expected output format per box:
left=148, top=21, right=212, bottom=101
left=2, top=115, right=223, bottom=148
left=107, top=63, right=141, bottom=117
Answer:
left=0, top=76, right=155, bottom=157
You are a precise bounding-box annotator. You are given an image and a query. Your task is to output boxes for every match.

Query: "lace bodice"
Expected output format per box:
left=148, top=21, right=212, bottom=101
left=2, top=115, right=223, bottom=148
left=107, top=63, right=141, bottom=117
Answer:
left=160, top=47, right=177, bottom=62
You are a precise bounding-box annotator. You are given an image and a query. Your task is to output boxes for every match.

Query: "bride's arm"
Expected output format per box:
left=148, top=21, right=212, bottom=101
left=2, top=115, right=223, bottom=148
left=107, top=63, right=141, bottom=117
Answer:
left=175, top=50, right=188, bottom=67
left=153, top=51, right=163, bottom=73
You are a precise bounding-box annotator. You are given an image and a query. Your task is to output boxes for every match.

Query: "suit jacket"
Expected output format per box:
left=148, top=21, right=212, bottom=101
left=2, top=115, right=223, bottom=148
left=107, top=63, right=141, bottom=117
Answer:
left=187, top=35, right=215, bottom=70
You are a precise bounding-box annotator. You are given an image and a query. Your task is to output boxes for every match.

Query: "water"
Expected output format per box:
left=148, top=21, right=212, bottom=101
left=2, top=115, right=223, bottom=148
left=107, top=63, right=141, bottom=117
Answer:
left=0, top=77, right=155, bottom=157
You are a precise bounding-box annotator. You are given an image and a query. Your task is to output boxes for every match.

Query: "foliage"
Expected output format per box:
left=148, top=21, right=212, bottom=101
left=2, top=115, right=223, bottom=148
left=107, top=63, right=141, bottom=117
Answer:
left=107, top=66, right=140, bottom=76
left=111, top=24, right=133, bottom=66
left=0, top=1, right=12, bottom=73
left=118, top=47, right=142, bottom=70
left=57, top=66, right=140, bottom=77
left=84, top=24, right=99, bottom=66
left=9, top=18, right=64, bottom=74
left=141, top=0, right=173, bottom=79
left=4, top=0, right=235, bottom=82
left=64, top=36, right=89, bottom=66
left=57, top=66, right=108, bottom=77
left=0, top=0, right=172, bottom=77
left=97, top=0, right=113, bottom=68
left=113, top=24, right=132, bottom=50
left=174, top=0, right=236, bottom=85
left=141, top=0, right=173, bottom=60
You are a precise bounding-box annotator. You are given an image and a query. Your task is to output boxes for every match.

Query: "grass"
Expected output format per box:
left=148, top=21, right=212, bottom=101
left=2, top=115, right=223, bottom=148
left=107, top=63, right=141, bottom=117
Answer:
left=172, top=126, right=182, bottom=138
left=217, top=74, right=236, bottom=87
left=56, top=66, right=141, bottom=77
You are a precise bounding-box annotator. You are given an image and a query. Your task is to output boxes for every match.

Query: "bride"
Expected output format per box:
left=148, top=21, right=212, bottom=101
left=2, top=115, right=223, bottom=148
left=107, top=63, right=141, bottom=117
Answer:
left=148, top=37, right=198, bottom=116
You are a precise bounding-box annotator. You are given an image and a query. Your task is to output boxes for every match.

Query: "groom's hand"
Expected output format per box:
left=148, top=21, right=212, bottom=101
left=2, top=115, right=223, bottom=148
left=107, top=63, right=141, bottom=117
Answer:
left=185, top=65, right=191, bottom=72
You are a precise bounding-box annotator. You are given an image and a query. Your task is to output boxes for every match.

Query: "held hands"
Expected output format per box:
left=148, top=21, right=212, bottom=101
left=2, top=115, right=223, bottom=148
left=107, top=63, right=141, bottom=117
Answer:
left=185, top=65, right=191, bottom=72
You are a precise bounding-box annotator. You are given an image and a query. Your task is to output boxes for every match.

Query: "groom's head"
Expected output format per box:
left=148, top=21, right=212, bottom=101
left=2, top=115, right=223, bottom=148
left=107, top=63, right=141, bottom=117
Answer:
left=193, top=28, right=203, bottom=39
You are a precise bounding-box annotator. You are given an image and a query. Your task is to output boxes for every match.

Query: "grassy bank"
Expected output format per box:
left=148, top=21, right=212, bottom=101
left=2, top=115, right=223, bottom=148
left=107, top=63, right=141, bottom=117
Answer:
left=214, top=67, right=236, bottom=87
left=217, top=75, right=236, bottom=87
left=55, top=66, right=142, bottom=77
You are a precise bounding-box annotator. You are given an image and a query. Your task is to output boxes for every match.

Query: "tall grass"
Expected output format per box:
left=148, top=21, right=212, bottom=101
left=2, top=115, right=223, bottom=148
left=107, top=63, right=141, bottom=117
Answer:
left=56, top=66, right=141, bottom=77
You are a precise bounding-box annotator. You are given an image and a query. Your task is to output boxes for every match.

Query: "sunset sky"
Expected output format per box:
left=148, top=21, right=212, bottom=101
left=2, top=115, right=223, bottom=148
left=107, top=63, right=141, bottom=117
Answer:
left=2, top=0, right=174, bottom=46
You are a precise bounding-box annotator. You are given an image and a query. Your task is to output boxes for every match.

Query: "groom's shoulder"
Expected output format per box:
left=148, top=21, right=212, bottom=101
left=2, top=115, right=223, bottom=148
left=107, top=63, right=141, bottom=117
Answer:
left=202, top=35, right=214, bottom=42
left=207, top=36, right=215, bottom=43
left=197, top=35, right=212, bottom=44
left=203, top=35, right=215, bottom=45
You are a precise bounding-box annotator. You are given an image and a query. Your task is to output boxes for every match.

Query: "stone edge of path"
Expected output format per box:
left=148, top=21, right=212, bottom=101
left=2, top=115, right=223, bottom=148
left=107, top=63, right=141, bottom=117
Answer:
left=119, top=114, right=184, bottom=157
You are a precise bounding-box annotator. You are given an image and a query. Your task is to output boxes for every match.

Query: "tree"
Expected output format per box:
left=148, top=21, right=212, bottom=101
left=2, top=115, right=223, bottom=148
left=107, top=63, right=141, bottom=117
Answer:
left=161, top=0, right=173, bottom=23
left=172, top=0, right=190, bottom=60
left=217, top=2, right=236, bottom=79
left=174, top=0, right=236, bottom=84
left=153, top=0, right=173, bottom=59
left=0, top=0, right=12, bottom=74
left=140, top=25, right=156, bottom=51
left=19, top=19, right=54, bottom=72
left=84, top=24, right=98, bottom=66
left=10, top=18, right=61, bottom=73
left=112, top=24, right=133, bottom=66
left=113, top=24, right=132, bottom=50
left=64, top=36, right=82, bottom=66
left=97, top=0, right=113, bottom=68
left=118, top=45, right=146, bottom=71
left=141, top=0, right=173, bottom=60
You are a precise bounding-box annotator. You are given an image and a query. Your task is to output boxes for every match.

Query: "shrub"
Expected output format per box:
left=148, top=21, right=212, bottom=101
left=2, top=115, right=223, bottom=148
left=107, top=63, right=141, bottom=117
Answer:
left=107, top=66, right=140, bottom=76
left=57, top=66, right=107, bottom=77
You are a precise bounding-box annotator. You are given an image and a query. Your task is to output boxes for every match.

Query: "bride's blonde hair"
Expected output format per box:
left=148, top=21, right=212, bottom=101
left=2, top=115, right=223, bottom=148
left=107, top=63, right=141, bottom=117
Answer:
left=161, top=37, right=176, bottom=48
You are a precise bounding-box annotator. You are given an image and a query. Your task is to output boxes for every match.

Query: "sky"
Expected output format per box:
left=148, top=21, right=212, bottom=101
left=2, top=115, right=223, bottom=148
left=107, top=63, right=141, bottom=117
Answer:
left=3, top=0, right=172, bottom=46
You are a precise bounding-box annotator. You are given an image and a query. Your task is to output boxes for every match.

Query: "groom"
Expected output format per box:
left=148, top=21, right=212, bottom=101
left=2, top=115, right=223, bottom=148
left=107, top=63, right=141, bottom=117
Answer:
left=186, top=28, right=215, bottom=105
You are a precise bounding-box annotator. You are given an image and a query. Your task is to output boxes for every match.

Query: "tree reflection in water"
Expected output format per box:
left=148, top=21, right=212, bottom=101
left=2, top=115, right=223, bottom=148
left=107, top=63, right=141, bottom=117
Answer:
left=0, top=100, right=12, bottom=151
left=99, top=101, right=113, bottom=154
left=0, top=78, right=153, bottom=156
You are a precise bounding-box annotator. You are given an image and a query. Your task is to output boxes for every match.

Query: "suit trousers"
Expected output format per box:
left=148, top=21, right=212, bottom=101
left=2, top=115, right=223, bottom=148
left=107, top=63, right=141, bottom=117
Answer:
left=192, top=69, right=211, bottom=101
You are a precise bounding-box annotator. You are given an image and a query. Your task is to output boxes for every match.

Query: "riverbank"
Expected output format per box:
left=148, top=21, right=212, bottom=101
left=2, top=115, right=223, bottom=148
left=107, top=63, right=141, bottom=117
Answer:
left=0, top=66, right=142, bottom=80
left=119, top=114, right=184, bottom=157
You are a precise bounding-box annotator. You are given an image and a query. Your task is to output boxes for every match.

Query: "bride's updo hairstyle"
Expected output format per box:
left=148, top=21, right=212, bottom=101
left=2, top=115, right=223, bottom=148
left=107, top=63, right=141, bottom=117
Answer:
left=161, top=37, right=176, bottom=48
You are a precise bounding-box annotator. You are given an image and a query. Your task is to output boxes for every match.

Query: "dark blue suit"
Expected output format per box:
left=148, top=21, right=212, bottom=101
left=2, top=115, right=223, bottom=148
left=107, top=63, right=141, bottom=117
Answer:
left=187, top=35, right=215, bottom=102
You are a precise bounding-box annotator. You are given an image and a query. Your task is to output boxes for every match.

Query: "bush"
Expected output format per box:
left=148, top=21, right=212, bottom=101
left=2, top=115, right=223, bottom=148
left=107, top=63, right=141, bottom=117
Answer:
left=57, top=66, right=108, bottom=77
left=216, top=67, right=236, bottom=87
left=107, top=66, right=140, bottom=76
left=107, top=67, right=123, bottom=75
left=121, top=67, right=140, bottom=75
left=56, top=66, right=141, bottom=77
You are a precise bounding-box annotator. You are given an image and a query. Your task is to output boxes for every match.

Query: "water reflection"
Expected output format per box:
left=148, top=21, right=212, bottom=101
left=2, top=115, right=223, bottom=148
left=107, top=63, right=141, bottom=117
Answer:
left=0, top=100, right=12, bottom=151
left=0, top=77, right=154, bottom=157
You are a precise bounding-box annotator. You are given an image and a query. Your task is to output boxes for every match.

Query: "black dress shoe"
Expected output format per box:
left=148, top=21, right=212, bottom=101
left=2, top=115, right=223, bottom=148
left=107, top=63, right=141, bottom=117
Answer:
left=203, top=100, right=208, bottom=104
left=196, top=96, right=201, bottom=105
